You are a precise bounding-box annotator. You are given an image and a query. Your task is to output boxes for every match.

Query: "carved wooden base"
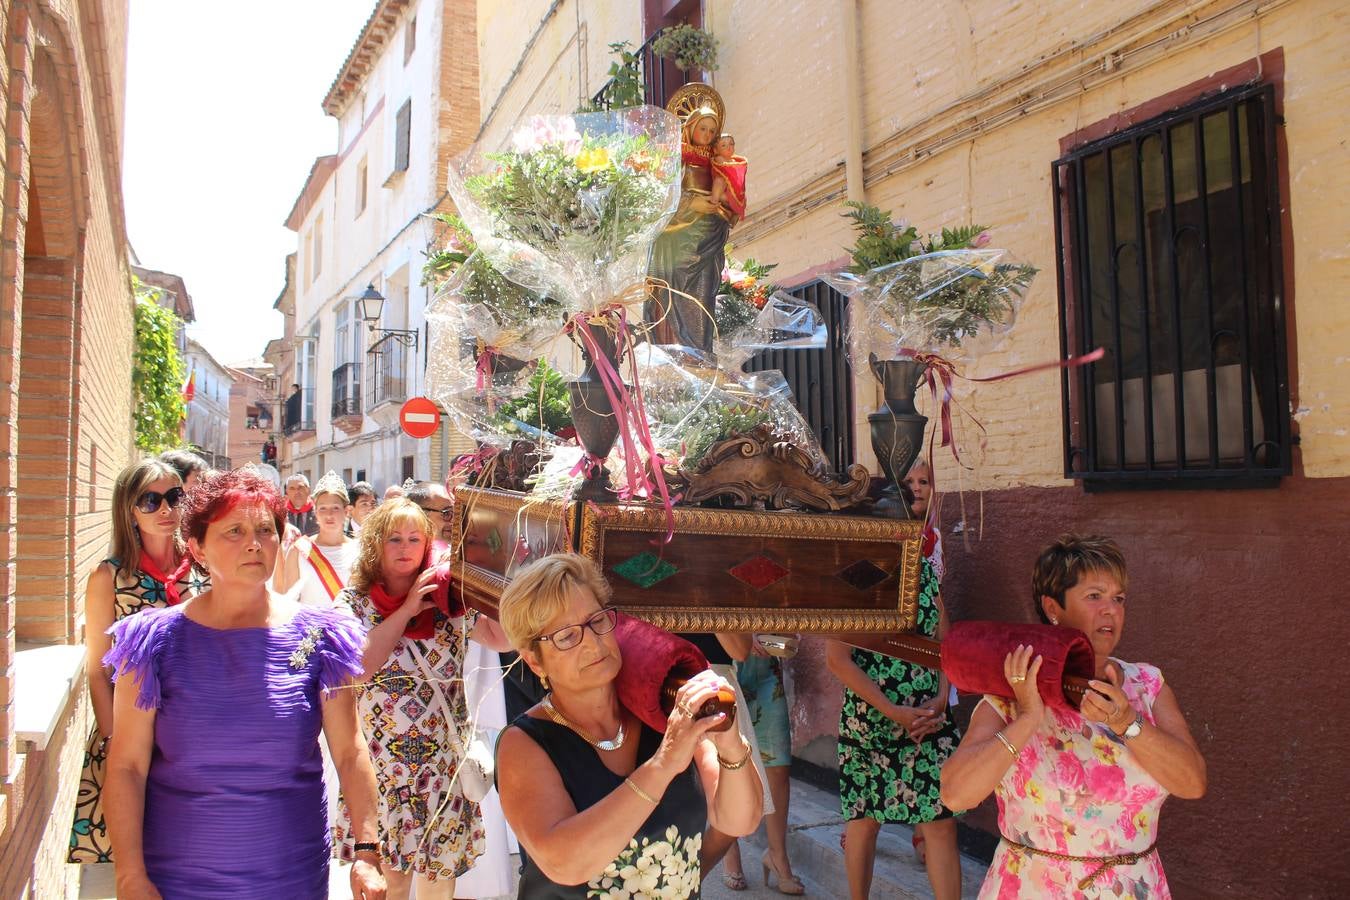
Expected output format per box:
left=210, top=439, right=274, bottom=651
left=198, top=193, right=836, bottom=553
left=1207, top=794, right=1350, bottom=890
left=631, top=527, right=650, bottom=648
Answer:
left=676, top=424, right=871, bottom=511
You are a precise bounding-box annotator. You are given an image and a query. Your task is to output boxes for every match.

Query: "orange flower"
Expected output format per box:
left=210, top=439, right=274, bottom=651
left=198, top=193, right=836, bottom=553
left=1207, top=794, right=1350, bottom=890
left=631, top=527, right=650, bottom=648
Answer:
left=625, top=149, right=660, bottom=174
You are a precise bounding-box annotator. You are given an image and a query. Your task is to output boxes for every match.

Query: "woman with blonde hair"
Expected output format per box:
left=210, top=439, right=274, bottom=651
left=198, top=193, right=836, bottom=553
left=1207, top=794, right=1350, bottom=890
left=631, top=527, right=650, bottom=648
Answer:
left=335, top=499, right=509, bottom=900
left=69, top=458, right=207, bottom=864
left=495, top=552, right=763, bottom=897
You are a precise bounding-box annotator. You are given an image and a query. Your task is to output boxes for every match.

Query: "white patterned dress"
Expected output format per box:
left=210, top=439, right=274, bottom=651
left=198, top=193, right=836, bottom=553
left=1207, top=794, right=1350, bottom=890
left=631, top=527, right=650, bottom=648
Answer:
left=334, top=588, right=485, bottom=881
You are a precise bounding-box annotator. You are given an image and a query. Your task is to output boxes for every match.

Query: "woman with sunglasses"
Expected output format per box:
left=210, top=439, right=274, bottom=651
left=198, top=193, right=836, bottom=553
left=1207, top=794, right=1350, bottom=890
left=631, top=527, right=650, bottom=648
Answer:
left=69, top=458, right=206, bottom=865
left=334, top=499, right=509, bottom=900
left=495, top=553, right=763, bottom=898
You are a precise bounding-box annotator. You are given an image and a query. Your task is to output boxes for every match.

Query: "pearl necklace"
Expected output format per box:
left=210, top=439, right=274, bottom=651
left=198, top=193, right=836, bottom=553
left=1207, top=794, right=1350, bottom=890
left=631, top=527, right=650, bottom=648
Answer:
left=542, top=694, right=625, bottom=752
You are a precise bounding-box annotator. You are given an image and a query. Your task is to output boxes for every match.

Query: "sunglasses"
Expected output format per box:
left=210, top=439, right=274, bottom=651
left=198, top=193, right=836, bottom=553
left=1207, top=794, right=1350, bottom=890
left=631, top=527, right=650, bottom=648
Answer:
left=418, top=505, right=454, bottom=522
left=536, top=607, right=618, bottom=652
left=135, top=487, right=185, bottom=514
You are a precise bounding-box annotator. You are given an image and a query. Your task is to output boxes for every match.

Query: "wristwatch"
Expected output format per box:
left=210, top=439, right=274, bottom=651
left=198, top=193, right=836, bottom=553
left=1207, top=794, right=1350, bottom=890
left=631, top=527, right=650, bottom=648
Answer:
left=1121, top=713, right=1143, bottom=740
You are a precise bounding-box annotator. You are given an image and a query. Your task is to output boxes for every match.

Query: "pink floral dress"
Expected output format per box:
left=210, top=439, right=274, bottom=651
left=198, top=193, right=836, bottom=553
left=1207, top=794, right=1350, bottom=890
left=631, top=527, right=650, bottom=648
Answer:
left=977, top=660, right=1171, bottom=899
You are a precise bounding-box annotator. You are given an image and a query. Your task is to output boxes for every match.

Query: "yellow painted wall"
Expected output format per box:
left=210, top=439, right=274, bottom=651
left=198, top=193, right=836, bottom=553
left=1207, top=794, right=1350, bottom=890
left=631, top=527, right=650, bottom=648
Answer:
left=468, top=0, right=1348, bottom=483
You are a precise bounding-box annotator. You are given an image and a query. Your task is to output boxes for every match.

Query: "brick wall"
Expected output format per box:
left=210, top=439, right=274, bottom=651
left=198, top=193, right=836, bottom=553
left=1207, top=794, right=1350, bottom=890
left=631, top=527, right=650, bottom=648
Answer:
left=0, top=3, right=133, bottom=897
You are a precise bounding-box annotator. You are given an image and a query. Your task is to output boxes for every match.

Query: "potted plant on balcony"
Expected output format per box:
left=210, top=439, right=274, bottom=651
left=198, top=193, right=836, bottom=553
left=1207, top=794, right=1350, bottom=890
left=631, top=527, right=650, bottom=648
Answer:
left=652, top=24, right=719, bottom=73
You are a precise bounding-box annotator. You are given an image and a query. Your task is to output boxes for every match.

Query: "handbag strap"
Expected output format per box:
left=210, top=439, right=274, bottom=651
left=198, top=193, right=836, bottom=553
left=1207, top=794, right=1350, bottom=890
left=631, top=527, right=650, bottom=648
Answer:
left=403, top=637, right=471, bottom=761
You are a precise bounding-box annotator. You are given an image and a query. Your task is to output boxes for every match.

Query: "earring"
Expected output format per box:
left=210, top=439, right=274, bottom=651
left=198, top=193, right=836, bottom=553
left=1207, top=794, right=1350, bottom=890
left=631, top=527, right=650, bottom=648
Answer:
left=540, top=673, right=550, bottom=691
left=1050, top=618, right=1059, bottom=625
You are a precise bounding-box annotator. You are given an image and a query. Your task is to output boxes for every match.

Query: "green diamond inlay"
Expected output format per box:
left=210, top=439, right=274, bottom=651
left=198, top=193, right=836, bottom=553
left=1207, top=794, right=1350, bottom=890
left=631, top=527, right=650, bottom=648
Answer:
left=611, top=552, right=678, bottom=589
left=485, top=528, right=503, bottom=555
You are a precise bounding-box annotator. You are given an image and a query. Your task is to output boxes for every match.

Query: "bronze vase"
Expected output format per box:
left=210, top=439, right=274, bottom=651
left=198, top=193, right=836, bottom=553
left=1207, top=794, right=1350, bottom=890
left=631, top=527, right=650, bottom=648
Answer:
left=568, top=325, right=623, bottom=499
left=867, top=353, right=929, bottom=511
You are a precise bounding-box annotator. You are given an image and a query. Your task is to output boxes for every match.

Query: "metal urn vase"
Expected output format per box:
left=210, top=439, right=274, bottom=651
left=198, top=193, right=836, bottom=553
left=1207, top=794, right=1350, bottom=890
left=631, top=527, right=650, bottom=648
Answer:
left=867, top=353, right=928, bottom=512
left=568, top=325, right=623, bottom=499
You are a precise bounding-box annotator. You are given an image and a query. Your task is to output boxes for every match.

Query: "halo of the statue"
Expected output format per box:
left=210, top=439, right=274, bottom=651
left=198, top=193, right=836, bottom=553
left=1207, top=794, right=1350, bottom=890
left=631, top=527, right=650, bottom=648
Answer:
left=666, top=82, right=724, bottom=136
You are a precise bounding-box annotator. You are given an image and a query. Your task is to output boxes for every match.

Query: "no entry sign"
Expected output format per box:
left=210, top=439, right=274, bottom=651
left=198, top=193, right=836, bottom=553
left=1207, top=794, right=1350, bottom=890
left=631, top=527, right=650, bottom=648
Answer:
left=399, top=397, right=441, bottom=439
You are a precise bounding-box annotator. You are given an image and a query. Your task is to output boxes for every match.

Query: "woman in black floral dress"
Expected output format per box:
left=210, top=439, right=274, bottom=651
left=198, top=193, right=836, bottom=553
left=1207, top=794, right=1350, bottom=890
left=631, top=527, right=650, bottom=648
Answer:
left=69, top=458, right=207, bottom=863
left=826, top=558, right=962, bottom=900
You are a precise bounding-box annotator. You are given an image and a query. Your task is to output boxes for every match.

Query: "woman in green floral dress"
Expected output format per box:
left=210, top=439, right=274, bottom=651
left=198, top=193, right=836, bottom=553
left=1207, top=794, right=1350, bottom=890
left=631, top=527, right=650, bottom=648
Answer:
left=826, top=558, right=962, bottom=900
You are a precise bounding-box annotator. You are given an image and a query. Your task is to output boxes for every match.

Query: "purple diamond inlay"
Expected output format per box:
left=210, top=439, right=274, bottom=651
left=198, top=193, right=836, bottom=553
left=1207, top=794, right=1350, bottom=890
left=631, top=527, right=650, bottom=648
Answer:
left=837, top=559, right=890, bottom=591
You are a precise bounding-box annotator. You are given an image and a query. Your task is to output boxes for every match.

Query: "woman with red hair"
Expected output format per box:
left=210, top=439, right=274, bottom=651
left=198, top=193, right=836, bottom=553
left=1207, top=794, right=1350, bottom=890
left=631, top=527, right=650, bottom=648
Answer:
left=102, top=469, right=385, bottom=899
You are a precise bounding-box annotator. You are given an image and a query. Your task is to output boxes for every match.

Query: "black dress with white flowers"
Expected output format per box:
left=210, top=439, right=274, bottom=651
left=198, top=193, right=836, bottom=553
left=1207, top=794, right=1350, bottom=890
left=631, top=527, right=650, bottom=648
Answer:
left=511, top=716, right=707, bottom=898
left=837, top=558, right=961, bottom=825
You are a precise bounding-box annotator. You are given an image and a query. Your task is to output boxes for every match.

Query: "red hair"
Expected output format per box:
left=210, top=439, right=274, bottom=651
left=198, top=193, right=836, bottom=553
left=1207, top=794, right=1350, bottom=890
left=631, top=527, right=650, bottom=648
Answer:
left=182, top=468, right=285, bottom=543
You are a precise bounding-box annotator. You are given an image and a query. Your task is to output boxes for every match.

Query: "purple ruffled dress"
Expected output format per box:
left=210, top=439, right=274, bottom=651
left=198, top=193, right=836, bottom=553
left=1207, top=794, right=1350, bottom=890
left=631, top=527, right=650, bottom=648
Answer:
left=105, top=604, right=365, bottom=899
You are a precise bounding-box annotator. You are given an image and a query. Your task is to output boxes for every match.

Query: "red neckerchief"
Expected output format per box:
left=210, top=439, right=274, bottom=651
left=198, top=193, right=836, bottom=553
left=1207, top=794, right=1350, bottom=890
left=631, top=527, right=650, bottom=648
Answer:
left=285, top=500, right=314, bottom=515
left=138, top=550, right=194, bottom=606
left=369, top=581, right=437, bottom=640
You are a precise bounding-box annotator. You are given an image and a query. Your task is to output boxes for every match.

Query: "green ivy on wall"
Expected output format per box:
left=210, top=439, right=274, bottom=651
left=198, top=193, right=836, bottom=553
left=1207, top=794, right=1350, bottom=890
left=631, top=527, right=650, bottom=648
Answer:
left=132, top=277, right=187, bottom=453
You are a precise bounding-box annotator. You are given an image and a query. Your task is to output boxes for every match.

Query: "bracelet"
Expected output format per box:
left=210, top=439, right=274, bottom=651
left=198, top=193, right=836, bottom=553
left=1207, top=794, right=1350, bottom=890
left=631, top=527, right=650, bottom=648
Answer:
left=624, top=777, right=659, bottom=805
left=717, top=739, right=752, bottom=770
left=994, top=731, right=1019, bottom=759
left=353, top=841, right=378, bottom=854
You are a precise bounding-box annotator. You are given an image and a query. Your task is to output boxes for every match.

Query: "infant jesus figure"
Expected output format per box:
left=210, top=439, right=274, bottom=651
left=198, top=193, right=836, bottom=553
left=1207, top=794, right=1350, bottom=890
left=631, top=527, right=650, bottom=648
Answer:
left=710, top=133, right=748, bottom=225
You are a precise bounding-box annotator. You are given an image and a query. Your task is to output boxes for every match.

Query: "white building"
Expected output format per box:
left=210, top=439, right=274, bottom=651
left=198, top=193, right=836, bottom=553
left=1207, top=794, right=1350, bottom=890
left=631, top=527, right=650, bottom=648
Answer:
left=274, top=0, right=479, bottom=493
left=183, top=338, right=234, bottom=469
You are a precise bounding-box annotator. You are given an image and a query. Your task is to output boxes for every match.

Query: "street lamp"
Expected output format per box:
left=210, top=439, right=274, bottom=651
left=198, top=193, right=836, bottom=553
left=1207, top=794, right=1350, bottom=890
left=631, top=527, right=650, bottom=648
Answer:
left=357, top=284, right=419, bottom=352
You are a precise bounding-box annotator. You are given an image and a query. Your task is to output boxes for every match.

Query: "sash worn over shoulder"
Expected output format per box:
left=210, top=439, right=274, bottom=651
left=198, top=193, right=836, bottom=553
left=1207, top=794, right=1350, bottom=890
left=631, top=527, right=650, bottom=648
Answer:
left=305, top=544, right=344, bottom=603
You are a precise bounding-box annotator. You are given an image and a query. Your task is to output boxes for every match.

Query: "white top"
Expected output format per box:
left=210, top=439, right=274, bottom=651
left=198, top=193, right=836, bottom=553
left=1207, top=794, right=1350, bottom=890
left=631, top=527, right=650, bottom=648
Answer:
left=295, top=538, right=359, bottom=608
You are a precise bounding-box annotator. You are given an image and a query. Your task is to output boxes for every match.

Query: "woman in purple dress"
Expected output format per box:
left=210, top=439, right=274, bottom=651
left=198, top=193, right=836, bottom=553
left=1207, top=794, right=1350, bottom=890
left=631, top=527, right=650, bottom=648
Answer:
left=102, top=469, right=387, bottom=900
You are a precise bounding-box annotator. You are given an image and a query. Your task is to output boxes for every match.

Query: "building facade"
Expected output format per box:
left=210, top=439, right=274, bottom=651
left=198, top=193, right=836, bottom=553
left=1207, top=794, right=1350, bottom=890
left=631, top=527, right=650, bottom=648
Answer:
left=183, top=338, right=233, bottom=471
left=0, top=0, right=136, bottom=896
left=473, top=1, right=1348, bottom=895
left=269, top=0, right=479, bottom=495
left=227, top=360, right=275, bottom=471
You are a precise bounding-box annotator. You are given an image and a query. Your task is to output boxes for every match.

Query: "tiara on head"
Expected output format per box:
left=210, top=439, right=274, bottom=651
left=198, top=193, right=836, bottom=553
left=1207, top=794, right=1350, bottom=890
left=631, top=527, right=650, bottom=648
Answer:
left=401, top=477, right=416, bottom=491
left=313, top=470, right=348, bottom=501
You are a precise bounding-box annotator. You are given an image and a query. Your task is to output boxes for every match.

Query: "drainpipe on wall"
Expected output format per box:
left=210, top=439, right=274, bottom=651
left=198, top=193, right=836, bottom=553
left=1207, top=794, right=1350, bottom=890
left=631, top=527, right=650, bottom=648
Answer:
left=840, top=0, right=865, bottom=204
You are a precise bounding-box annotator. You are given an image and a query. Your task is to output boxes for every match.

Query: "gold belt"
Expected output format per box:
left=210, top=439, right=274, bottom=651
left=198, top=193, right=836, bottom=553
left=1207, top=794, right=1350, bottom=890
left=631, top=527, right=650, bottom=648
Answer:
left=1003, top=837, right=1158, bottom=890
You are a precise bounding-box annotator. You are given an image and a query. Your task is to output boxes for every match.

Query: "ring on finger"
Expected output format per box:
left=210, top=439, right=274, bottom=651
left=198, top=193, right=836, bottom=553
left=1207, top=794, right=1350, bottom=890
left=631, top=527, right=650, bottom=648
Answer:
left=1009, top=674, right=1026, bottom=684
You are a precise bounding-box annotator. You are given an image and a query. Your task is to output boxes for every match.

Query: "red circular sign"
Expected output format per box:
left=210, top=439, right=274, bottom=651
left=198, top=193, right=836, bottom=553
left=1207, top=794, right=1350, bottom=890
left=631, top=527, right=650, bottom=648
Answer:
left=399, top=397, right=441, bottom=439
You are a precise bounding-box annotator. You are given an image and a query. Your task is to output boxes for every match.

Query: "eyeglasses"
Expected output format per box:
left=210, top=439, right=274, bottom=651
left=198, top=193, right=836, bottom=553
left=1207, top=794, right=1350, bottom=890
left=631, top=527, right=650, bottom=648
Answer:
left=418, top=505, right=454, bottom=521
left=536, top=607, right=618, bottom=651
left=134, top=487, right=185, bottom=514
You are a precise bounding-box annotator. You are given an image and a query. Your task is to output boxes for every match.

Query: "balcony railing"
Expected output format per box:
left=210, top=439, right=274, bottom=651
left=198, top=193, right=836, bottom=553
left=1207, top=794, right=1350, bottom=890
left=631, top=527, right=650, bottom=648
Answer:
left=589, top=31, right=680, bottom=111
left=331, top=362, right=363, bottom=418
left=366, top=337, right=408, bottom=409
left=283, top=389, right=314, bottom=436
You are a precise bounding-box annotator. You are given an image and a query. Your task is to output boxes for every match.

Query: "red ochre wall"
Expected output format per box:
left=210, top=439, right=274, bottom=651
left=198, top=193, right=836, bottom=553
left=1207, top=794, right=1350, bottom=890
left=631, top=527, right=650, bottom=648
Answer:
left=788, top=476, right=1350, bottom=898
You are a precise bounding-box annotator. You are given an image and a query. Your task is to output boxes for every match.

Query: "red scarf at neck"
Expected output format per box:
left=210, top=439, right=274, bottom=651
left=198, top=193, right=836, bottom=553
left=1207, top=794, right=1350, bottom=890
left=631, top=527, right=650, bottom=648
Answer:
left=138, top=549, right=194, bottom=606
left=286, top=500, right=314, bottom=515
left=369, top=581, right=438, bottom=640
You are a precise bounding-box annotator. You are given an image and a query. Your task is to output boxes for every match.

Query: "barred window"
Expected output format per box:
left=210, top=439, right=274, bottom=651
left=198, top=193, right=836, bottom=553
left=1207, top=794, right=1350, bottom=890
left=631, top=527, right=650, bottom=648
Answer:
left=1053, top=83, right=1289, bottom=485
left=744, top=281, right=854, bottom=472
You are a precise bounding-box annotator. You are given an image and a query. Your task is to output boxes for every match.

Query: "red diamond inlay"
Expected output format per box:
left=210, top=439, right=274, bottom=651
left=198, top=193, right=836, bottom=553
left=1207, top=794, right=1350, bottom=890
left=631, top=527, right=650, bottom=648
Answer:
left=728, top=555, right=790, bottom=591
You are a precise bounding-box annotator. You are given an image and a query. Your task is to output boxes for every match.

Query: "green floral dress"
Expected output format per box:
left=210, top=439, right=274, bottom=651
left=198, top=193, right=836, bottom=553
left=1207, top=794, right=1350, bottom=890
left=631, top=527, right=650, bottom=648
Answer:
left=838, top=558, right=960, bottom=824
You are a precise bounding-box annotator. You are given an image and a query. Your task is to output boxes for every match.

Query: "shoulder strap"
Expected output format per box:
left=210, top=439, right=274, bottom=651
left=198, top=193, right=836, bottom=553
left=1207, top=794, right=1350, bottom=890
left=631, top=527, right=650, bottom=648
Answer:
left=404, top=639, right=471, bottom=760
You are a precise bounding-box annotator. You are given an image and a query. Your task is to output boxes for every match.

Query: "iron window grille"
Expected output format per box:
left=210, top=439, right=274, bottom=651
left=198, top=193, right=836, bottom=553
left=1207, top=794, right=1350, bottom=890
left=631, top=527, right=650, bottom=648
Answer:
left=1052, top=83, right=1289, bottom=486
left=744, top=280, right=854, bottom=472
left=590, top=30, right=677, bottom=112
left=366, top=338, right=408, bottom=410
left=331, top=362, right=362, bottom=418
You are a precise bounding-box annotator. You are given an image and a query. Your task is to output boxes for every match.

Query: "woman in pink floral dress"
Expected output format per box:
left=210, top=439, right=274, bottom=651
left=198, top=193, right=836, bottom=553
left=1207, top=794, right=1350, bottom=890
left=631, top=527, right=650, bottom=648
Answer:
left=941, top=536, right=1207, bottom=898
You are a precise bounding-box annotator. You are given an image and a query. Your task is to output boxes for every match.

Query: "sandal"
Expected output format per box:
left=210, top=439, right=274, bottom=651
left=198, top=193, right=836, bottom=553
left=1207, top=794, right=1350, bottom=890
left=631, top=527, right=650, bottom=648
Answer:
left=722, top=870, right=748, bottom=891
left=762, top=853, right=806, bottom=895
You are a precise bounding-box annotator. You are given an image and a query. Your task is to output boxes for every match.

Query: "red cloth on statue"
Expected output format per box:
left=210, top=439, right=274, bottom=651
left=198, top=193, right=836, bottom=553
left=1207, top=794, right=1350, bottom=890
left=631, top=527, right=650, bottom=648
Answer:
left=612, top=613, right=710, bottom=733
left=711, top=155, right=748, bottom=220
left=941, top=620, right=1095, bottom=713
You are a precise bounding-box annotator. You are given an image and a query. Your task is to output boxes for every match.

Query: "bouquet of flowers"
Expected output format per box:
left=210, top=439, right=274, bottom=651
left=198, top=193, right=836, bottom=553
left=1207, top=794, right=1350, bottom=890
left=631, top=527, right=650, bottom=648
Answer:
left=714, top=251, right=777, bottom=340
left=827, top=201, right=1038, bottom=363
left=447, top=109, right=682, bottom=315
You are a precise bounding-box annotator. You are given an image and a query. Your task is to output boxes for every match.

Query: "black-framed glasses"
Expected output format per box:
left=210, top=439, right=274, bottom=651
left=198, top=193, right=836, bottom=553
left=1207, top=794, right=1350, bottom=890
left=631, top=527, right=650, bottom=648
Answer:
left=135, top=487, right=185, bottom=514
left=536, top=607, right=618, bottom=651
left=418, top=505, right=454, bottom=522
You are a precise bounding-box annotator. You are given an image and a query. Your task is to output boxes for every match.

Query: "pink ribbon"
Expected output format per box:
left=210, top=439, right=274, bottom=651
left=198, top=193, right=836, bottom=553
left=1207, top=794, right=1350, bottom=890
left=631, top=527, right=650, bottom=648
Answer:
left=566, top=308, right=677, bottom=543
left=475, top=346, right=501, bottom=413
left=451, top=445, right=499, bottom=478
left=901, top=347, right=1105, bottom=468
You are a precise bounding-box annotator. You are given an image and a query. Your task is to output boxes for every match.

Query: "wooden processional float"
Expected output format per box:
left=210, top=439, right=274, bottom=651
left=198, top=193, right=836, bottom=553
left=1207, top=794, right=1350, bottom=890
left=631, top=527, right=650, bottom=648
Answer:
left=449, top=431, right=1093, bottom=709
